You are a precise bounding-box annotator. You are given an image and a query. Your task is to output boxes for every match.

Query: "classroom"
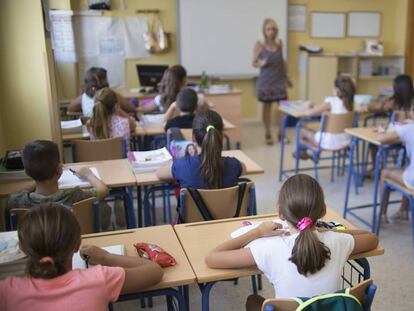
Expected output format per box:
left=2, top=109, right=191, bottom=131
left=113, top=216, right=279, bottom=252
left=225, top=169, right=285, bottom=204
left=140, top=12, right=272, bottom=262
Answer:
left=0, top=0, right=413, bottom=310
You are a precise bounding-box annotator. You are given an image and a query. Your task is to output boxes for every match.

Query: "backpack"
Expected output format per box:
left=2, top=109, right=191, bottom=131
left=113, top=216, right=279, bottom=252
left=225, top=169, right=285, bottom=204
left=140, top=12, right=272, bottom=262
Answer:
left=293, top=288, right=362, bottom=311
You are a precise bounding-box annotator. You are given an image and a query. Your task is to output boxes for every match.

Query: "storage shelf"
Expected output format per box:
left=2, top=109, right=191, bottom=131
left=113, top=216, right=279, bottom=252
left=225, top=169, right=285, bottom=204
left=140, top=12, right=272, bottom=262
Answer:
left=358, top=75, right=395, bottom=80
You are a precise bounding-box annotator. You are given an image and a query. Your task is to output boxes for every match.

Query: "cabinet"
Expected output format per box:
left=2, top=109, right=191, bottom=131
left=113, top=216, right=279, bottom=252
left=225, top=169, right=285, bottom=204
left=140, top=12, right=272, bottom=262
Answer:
left=298, top=52, right=405, bottom=104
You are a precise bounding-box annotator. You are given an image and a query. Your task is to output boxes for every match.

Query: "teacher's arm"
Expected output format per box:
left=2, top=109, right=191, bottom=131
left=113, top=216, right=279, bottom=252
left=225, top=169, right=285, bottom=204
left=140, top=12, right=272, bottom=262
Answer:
left=252, top=41, right=266, bottom=68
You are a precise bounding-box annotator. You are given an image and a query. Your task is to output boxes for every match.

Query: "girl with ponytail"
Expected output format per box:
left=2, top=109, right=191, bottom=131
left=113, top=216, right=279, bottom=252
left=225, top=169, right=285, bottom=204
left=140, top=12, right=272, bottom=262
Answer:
left=157, top=110, right=245, bottom=189
left=206, top=174, right=378, bottom=306
left=88, top=87, right=136, bottom=140
left=0, top=203, right=163, bottom=311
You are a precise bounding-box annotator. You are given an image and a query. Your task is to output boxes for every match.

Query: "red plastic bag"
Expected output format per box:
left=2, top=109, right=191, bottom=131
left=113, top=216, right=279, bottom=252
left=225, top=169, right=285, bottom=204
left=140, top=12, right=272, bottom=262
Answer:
left=134, top=243, right=176, bottom=267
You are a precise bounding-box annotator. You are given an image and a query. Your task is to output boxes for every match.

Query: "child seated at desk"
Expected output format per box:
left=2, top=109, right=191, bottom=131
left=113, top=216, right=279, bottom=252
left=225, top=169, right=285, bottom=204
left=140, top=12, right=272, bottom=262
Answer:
left=138, top=65, right=207, bottom=114
left=205, top=174, right=378, bottom=309
left=67, top=67, right=138, bottom=117
left=156, top=110, right=245, bottom=189
left=367, top=74, right=414, bottom=115
left=0, top=204, right=163, bottom=311
left=295, top=76, right=355, bottom=159
left=8, top=140, right=108, bottom=209
left=164, top=88, right=197, bottom=131
left=378, top=101, right=414, bottom=221
left=87, top=88, right=136, bottom=141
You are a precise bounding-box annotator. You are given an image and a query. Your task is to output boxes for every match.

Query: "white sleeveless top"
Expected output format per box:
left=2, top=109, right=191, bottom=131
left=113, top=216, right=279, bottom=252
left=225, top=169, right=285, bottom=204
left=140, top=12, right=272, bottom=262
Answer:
left=81, top=93, right=95, bottom=117
left=314, top=96, right=352, bottom=150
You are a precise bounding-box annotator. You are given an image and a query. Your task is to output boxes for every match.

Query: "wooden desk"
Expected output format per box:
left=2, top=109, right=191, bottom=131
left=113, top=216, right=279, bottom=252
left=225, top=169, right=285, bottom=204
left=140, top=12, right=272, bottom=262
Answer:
left=345, top=127, right=382, bottom=146
left=343, top=127, right=404, bottom=231
left=81, top=225, right=195, bottom=292
left=205, top=89, right=242, bottom=147
left=174, top=210, right=384, bottom=311
left=134, top=150, right=264, bottom=186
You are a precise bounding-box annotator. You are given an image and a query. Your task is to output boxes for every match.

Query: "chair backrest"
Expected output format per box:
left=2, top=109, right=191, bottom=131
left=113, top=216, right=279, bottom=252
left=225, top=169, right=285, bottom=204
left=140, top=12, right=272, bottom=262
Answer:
left=261, top=279, right=375, bottom=311
left=72, top=197, right=96, bottom=234
left=179, top=181, right=254, bottom=223
left=9, top=197, right=97, bottom=234
left=73, top=137, right=124, bottom=162
left=322, top=112, right=356, bottom=134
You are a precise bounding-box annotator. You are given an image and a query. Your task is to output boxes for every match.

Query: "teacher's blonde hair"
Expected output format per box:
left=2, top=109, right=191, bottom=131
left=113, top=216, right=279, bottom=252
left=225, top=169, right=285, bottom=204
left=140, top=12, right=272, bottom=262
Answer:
left=262, top=18, right=279, bottom=42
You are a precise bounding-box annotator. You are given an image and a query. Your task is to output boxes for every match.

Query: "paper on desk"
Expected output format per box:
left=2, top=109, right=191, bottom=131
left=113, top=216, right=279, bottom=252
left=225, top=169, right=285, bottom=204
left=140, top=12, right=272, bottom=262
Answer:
left=72, top=245, right=125, bottom=269
left=58, top=167, right=100, bottom=189
left=0, top=231, right=26, bottom=264
left=140, top=114, right=165, bottom=128
left=230, top=220, right=290, bottom=239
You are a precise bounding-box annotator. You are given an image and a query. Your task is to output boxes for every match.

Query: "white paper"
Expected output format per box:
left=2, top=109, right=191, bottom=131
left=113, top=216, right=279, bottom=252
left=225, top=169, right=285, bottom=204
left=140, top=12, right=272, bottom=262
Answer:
left=288, top=4, right=307, bottom=32
left=58, top=167, right=100, bottom=189
left=140, top=114, right=165, bottom=128
left=122, top=16, right=150, bottom=59
left=80, top=55, right=125, bottom=87
left=0, top=231, right=26, bottom=264
left=49, top=10, right=77, bottom=63
left=128, top=147, right=172, bottom=172
left=61, top=119, right=83, bottom=134
left=230, top=220, right=289, bottom=239
left=72, top=244, right=124, bottom=269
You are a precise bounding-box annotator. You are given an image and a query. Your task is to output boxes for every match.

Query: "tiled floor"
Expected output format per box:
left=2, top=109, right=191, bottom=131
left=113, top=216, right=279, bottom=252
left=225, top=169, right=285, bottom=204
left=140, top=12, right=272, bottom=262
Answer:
left=116, top=122, right=414, bottom=311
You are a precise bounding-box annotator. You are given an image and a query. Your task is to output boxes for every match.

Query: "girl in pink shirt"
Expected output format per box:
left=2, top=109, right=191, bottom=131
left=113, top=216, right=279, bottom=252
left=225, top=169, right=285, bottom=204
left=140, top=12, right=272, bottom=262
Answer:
left=0, top=203, right=163, bottom=311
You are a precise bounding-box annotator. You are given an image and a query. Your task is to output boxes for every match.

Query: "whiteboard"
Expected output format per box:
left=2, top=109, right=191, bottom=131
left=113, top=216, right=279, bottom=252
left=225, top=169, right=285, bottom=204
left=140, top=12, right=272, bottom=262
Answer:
left=347, top=12, right=381, bottom=37
left=178, top=0, right=288, bottom=78
left=311, top=12, right=346, bottom=38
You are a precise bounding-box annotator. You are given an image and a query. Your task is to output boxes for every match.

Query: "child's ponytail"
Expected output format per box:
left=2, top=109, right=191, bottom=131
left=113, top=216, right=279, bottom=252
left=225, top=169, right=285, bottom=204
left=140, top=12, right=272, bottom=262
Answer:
left=18, top=203, right=81, bottom=279
left=335, top=76, right=355, bottom=112
left=90, top=87, right=118, bottom=139
left=193, top=110, right=224, bottom=188
left=278, top=174, right=331, bottom=276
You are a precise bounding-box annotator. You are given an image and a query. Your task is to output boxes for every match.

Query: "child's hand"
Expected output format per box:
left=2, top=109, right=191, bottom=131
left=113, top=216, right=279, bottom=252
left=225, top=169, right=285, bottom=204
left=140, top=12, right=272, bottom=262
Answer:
left=257, top=58, right=268, bottom=68
left=74, top=167, right=93, bottom=180
left=256, top=221, right=290, bottom=237
left=80, top=245, right=109, bottom=265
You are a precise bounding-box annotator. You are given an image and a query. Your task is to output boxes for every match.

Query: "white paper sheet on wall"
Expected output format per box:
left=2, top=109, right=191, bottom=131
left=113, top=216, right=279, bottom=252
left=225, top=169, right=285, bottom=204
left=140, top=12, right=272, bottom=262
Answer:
left=49, top=10, right=77, bottom=63
left=122, top=16, right=150, bottom=59
left=81, top=55, right=125, bottom=87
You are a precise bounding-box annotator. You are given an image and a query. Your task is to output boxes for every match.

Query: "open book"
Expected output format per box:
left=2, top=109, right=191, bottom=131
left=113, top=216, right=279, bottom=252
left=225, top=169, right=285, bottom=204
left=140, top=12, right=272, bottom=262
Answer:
left=58, top=167, right=100, bottom=189
left=128, top=147, right=172, bottom=173
left=72, top=245, right=125, bottom=269
left=230, top=220, right=290, bottom=239
left=0, top=231, right=26, bottom=264
left=61, top=119, right=83, bottom=134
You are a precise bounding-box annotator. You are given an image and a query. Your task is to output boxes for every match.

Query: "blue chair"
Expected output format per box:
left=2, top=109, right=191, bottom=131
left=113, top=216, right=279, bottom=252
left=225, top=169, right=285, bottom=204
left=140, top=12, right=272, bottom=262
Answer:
left=261, top=279, right=377, bottom=311
left=376, top=178, right=414, bottom=248
left=295, top=112, right=358, bottom=181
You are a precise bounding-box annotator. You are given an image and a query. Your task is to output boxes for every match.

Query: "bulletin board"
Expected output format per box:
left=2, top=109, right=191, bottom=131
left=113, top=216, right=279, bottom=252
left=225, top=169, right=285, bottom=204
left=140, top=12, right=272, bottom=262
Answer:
left=310, top=12, right=346, bottom=39
left=347, top=12, right=381, bottom=37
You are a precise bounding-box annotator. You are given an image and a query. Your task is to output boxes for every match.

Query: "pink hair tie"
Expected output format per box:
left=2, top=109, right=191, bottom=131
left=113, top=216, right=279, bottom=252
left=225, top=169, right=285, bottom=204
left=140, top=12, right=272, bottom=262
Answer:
left=297, top=217, right=313, bottom=231
left=39, top=256, right=55, bottom=264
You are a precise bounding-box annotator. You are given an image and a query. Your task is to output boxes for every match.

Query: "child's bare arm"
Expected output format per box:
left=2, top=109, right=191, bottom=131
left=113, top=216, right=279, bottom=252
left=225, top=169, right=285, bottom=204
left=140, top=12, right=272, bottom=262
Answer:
left=75, top=167, right=109, bottom=200
left=332, top=229, right=379, bottom=255
left=80, top=245, right=164, bottom=293
left=67, top=96, right=82, bottom=113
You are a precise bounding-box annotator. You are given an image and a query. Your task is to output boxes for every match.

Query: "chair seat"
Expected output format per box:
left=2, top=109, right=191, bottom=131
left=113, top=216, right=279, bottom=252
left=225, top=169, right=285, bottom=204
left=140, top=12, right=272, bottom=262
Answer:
left=384, top=178, right=414, bottom=196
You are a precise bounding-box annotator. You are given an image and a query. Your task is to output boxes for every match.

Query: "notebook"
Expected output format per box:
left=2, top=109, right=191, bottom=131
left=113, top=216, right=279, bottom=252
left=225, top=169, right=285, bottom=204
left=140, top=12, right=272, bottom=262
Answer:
left=140, top=114, right=165, bottom=128
left=58, top=167, right=100, bottom=189
left=230, top=220, right=290, bottom=239
left=128, top=147, right=172, bottom=173
left=72, top=244, right=125, bottom=269
left=0, top=231, right=26, bottom=264
left=61, top=119, right=83, bottom=134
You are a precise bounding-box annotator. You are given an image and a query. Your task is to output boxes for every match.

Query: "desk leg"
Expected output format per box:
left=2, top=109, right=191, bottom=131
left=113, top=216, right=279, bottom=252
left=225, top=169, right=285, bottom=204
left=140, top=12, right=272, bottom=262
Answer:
left=354, top=258, right=370, bottom=280
left=372, top=147, right=384, bottom=233
left=199, top=282, right=216, bottom=311
left=125, top=187, right=136, bottom=228
left=278, top=114, right=289, bottom=182
left=343, top=137, right=357, bottom=218
left=137, top=185, right=143, bottom=227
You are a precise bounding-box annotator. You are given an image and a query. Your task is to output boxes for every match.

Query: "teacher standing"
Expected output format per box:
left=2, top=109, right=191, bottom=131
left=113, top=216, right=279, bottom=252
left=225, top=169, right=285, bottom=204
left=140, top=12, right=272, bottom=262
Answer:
left=253, top=18, right=291, bottom=145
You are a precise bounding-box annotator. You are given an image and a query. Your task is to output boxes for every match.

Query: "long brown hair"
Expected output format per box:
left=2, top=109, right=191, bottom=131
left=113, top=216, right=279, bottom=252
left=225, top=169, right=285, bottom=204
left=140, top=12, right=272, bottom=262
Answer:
left=335, top=76, right=355, bottom=111
left=278, top=174, right=331, bottom=276
left=193, top=110, right=224, bottom=188
left=90, top=87, right=118, bottom=139
left=18, top=203, right=81, bottom=279
left=159, top=65, right=187, bottom=110
left=393, top=74, right=414, bottom=111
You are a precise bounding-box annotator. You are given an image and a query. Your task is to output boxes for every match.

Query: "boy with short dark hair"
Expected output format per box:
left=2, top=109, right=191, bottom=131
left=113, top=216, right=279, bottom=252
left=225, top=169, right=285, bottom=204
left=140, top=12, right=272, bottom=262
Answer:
left=8, top=140, right=109, bottom=209
left=164, top=88, right=198, bottom=131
